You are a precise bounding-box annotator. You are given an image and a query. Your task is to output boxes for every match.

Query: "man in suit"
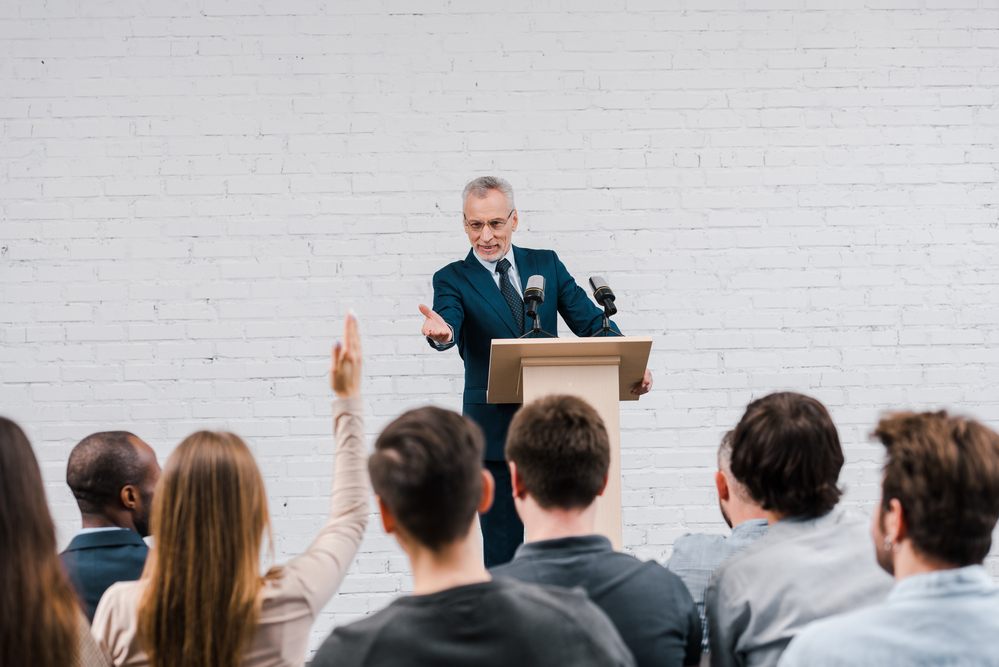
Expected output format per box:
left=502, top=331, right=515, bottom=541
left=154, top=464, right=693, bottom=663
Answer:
left=61, top=430, right=160, bottom=622
left=420, top=175, right=652, bottom=566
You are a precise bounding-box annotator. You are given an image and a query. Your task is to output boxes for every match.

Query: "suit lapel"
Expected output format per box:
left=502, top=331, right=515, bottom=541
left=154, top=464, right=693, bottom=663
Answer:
left=513, top=245, right=536, bottom=292
left=514, top=246, right=546, bottom=333
left=461, top=248, right=521, bottom=338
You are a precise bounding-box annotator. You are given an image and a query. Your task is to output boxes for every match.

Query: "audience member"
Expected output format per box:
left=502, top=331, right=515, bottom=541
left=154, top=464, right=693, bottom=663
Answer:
left=706, top=392, right=893, bottom=667
left=62, top=431, right=160, bottom=622
left=492, top=394, right=701, bottom=667
left=667, top=431, right=768, bottom=665
left=90, top=313, right=369, bottom=667
left=0, top=416, right=111, bottom=667
left=779, top=410, right=999, bottom=666
left=311, top=399, right=636, bottom=667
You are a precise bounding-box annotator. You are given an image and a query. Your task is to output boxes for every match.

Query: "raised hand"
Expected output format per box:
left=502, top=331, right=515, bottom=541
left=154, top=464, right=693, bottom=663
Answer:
left=331, top=310, right=362, bottom=398
left=419, top=304, right=452, bottom=344
left=631, top=368, right=653, bottom=396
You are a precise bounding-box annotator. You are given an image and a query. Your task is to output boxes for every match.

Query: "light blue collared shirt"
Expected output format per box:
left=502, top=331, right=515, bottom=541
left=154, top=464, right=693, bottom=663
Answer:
left=706, top=507, right=894, bottom=667
left=667, top=519, right=769, bottom=654
left=473, top=247, right=523, bottom=295
left=778, top=565, right=999, bottom=667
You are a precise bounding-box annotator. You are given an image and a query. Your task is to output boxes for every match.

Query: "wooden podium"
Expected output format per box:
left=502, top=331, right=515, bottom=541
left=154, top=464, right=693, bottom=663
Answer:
left=487, top=336, right=653, bottom=550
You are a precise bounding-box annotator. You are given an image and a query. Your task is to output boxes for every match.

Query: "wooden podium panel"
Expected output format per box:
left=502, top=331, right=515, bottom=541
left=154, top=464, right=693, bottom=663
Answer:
left=487, top=337, right=652, bottom=551
left=487, top=337, right=652, bottom=405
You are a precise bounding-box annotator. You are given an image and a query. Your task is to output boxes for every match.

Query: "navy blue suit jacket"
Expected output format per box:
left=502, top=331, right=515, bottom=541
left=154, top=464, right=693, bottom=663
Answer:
left=430, top=246, right=620, bottom=460
left=60, top=529, right=149, bottom=623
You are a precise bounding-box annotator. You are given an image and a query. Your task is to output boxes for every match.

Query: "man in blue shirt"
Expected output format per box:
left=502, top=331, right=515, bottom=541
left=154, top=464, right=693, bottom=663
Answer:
left=779, top=410, right=999, bottom=667
left=61, top=430, right=159, bottom=621
left=667, top=431, right=768, bottom=665
left=491, top=395, right=700, bottom=667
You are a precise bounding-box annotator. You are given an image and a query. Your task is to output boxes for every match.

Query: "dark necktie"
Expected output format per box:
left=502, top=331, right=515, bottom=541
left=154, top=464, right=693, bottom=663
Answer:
left=495, top=258, right=525, bottom=334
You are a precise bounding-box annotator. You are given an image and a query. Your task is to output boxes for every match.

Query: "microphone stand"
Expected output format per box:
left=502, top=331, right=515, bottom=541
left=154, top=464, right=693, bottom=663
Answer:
left=596, top=307, right=623, bottom=337
left=519, top=310, right=556, bottom=339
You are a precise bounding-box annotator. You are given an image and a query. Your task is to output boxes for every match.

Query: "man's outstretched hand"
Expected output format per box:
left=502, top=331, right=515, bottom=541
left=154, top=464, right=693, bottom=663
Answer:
left=331, top=310, right=362, bottom=399
left=419, top=304, right=452, bottom=344
left=631, top=369, right=653, bottom=396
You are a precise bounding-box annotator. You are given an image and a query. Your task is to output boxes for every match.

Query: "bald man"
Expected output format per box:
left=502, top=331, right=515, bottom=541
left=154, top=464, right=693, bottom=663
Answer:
left=61, top=431, right=160, bottom=622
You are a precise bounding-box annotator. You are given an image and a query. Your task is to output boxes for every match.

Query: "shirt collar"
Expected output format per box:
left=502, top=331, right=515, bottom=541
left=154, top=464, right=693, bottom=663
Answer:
left=887, top=564, right=996, bottom=603
left=730, top=518, right=769, bottom=540
left=512, top=534, right=613, bottom=560
left=77, top=526, right=129, bottom=536
left=472, top=246, right=516, bottom=276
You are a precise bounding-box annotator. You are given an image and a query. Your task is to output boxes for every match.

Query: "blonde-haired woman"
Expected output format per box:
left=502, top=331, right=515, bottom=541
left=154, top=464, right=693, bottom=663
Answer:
left=92, top=314, right=368, bottom=667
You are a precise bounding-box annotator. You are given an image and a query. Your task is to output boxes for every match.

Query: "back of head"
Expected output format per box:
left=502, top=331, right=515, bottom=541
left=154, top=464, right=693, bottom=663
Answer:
left=730, top=392, right=844, bottom=519
left=462, top=175, right=516, bottom=209
left=369, top=407, right=484, bottom=551
left=875, top=411, right=999, bottom=567
left=717, top=430, right=753, bottom=505
left=139, top=431, right=270, bottom=667
left=0, top=417, right=79, bottom=667
left=66, top=430, right=141, bottom=515
left=505, top=395, right=610, bottom=510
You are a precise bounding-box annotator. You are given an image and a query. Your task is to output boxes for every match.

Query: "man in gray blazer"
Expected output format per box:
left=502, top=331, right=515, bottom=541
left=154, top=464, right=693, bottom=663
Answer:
left=706, top=392, right=893, bottom=667
left=61, top=430, right=159, bottom=622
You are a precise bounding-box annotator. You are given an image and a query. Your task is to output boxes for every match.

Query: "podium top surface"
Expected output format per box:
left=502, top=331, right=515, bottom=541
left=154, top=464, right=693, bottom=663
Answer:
left=486, top=336, right=653, bottom=404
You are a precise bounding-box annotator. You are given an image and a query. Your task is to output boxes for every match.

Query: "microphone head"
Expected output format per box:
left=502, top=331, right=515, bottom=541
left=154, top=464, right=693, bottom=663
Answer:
left=524, top=275, right=546, bottom=301
left=589, top=276, right=617, bottom=315
left=524, top=275, right=545, bottom=318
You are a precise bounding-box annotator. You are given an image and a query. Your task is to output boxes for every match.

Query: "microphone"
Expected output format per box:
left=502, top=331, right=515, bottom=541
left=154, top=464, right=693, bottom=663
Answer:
left=523, top=275, right=545, bottom=319
left=589, top=276, right=617, bottom=316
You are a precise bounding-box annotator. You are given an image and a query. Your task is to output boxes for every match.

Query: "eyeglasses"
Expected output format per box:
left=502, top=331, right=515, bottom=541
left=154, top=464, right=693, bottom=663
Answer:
left=464, top=210, right=514, bottom=232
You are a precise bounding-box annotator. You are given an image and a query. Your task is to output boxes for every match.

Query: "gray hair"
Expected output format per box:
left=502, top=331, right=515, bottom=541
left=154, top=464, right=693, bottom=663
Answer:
left=462, top=175, right=515, bottom=211
left=718, top=430, right=751, bottom=502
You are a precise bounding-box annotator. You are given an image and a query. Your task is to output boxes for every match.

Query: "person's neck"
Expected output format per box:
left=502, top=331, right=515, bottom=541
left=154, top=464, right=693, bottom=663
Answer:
left=406, top=529, right=491, bottom=596
left=81, top=510, right=134, bottom=531
left=893, top=541, right=959, bottom=581
left=522, top=499, right=597, bottom=543
left=726, top=502, right=768, bottom=529
left=763, top=509, right=786, bottom=525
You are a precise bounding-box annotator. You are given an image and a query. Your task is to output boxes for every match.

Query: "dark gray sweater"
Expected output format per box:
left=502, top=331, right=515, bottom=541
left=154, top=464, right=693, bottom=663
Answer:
left=311, top=577, right=636, bottom=667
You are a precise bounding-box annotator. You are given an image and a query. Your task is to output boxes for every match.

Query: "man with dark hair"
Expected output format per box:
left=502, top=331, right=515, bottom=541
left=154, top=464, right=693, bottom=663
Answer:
left=667, top=432, right=768, bottom=666
left=706, top=392, right=893, bottom=667
left=311, top=404, right=635, bottom=667
left=61, top=430, right=160, bottom=622
left=492, top=395, right=702, bottom=667
left=779, top=410, right=999, bottom=666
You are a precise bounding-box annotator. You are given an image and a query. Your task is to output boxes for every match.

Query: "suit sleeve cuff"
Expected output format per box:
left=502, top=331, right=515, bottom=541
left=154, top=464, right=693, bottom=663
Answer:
left=426, top=324, right=455, bottom=350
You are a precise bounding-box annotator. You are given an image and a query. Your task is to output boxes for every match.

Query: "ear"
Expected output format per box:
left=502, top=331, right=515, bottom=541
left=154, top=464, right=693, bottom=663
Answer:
left=509, top=462, right=527, bottom=499
left=885, top=497, right=906, bottom=543
left=376, top=495, right=396, bottom=535
left=597, top=472, right=609, bottom=497
left=715, top=471, right=730, bottom=502
left=120, top=485, right=139, bottom=510
left=479, top=468, right=495, bottom=515
left=510, top=209, right=518, bottom=232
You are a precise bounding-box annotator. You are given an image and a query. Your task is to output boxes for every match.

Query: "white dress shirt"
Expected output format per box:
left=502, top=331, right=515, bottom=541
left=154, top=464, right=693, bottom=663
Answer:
left=474, top=247, right=523, bottom=296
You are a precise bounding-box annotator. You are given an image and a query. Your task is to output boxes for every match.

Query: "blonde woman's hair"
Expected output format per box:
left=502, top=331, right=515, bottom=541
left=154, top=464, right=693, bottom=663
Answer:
left=138, top=431, right=277, bottom=667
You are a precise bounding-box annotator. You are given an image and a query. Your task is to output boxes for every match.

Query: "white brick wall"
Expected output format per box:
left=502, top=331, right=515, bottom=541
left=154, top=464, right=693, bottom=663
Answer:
left=2, top=0, right=998, bottom=652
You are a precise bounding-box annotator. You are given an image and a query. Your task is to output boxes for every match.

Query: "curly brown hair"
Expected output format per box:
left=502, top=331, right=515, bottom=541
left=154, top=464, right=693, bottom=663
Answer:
left=874, top=411, right=999, bottom=567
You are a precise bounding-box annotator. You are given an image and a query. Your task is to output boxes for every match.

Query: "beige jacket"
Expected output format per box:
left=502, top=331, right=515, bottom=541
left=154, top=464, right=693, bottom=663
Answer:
left=91, top=398, right=369, bottom=667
